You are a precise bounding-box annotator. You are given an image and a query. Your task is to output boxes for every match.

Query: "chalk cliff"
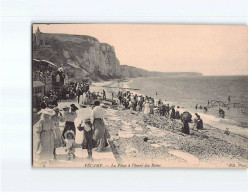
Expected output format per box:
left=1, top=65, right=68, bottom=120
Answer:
left=33, top=32, right=202, bottom=81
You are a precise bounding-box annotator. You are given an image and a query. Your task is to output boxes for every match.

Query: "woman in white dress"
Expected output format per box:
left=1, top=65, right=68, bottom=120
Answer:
left=144, top=101, right=150, bottom=114
left=36, top=109, right=56, bottom=166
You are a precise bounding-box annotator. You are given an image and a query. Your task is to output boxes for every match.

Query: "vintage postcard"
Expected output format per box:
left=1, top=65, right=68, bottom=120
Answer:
left=32, top=24, right=248, bottom=168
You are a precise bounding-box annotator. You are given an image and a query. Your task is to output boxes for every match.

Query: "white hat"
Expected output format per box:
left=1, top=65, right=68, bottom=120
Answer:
left=42, top=108, right=55, bottom=116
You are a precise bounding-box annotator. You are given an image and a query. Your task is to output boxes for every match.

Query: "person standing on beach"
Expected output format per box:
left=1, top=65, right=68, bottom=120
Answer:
left=111, top=92, right=114, bottom=101
left=79, top=118, right=94, bottom=160
left=51, top=108, right=64, bottom=159
left=91, top=100, right=109, bottom=152
left=175, top=106, right=180, bottom=119
left=182, top=120, right=190, bottom=134
left=77, top=87, right=83, bottom=104
left=102, top=90, right=106, bottom=100
left=36, top=109, right=56, bottom=166
left=165, top=104, right=170, bottom=117
left=170, top=106, right=176, bottom=119
left=62, top=104, right=78, bottom=138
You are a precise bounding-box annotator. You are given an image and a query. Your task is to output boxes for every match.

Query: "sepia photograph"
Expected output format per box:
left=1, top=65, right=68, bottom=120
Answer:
left=32, top=24, right=248, bottom=168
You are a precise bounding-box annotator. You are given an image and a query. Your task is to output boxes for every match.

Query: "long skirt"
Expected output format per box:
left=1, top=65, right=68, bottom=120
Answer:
left=54, top=126, right=63, bottom=148
left=93, top=119, right=108, bottom=151
left=175, top=111, right=180, bottom=119
left=82, top=130, right=96, bottom=156
left=62, top=121, right=76, bottom=139
left=196, top=119, right=203, bottom=130
left=36, top=130, right=55, bottom=161
left=182, top=121, right=190, bottom=134
left=144, top=106, right=149, bottom=114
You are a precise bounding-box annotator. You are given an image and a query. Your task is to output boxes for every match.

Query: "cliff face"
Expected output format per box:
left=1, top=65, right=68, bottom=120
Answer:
left=33, top=32, right=202, bottom=81
left=33, top=33, right=123, bottom=81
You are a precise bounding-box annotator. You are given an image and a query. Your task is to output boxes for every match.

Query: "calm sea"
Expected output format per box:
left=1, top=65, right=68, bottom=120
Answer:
left=127, top=76, right=248, bottom=134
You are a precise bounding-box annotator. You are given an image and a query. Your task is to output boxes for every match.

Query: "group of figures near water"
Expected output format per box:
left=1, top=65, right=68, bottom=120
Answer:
left=116, top=90, right=204, bottom=135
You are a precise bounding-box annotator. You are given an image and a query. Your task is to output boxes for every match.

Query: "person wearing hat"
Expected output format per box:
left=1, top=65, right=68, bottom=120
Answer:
left=62, top=104, right=78, bottom=139
left=51, top=107, right=64, bottom=159
left=36, top=108, right=56, bottom=166
left=91, top=100, right=109, bottom=152
left=40, top=96, right=48, bottom=109
left=64, top=130, right=76, bottom=160
left=78, top=117, right=95, bottom=160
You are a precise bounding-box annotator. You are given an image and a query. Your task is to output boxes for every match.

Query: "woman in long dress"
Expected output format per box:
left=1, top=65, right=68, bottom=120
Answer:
left=91, top=100, right=109, bottom=152
left=51, top=108, right=64, bottom=159
left=149, top=101, right=154, bottom=114
left=36, top=109, right=56, bottom=165
left=144, top=101, right=150, bottom=114
left=82, top=92, right=86, bottom=105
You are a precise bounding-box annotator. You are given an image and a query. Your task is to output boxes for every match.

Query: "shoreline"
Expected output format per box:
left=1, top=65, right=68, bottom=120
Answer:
left=123, top=78, right=248, bottom=138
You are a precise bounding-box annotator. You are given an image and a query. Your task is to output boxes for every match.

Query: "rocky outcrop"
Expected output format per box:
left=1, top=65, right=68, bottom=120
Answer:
left=33, top=32, right=202, bottom=81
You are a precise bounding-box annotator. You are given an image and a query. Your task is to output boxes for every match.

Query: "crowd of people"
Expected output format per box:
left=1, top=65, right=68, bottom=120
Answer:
left=36, top=82, right=229, bottom=167
left=116, top=90, right=204, bottom=134
left=36, top=96, right=109, bottom=167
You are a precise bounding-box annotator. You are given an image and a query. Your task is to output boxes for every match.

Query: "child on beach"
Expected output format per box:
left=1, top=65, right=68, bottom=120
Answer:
left=78, top=118, right=95, bottom=160
left=64, top=130, right=76, bottom=160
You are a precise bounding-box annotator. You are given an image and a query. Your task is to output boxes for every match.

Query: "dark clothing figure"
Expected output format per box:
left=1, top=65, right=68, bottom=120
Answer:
left=82, top=130, right=94, bottom=158
left=62, top=121, right=76, bottom=139
left=80, top=121, right=95, bottom=160
left=77, top=88, right=83, bottom=104
left=175, top=110, right=180, bottom=119
left=196, top=118, right=203, bottom=130
left=165, top=105, right=170, bottom=117
left=182, top=121, right=189, bottom=134
left=219, top=108, right=225, bottom=118
left=103, top=90, right=106, bottom=100
left=40, top=101, right=47, bottom=109
left=132, top=100, right=137, bottom=111
left=118, top=95, right=122, bottom=104
left=195, top=114, right=203, bottom=130
left=170, top=108, right=176, bottom=119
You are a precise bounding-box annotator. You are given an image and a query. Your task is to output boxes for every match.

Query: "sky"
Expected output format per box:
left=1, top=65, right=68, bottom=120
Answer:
left=33, top=24, right=248, bottom=76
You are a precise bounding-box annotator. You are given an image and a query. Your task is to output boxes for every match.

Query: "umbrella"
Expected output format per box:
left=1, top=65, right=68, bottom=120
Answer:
left=181, top=111, right=192, bottom=122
